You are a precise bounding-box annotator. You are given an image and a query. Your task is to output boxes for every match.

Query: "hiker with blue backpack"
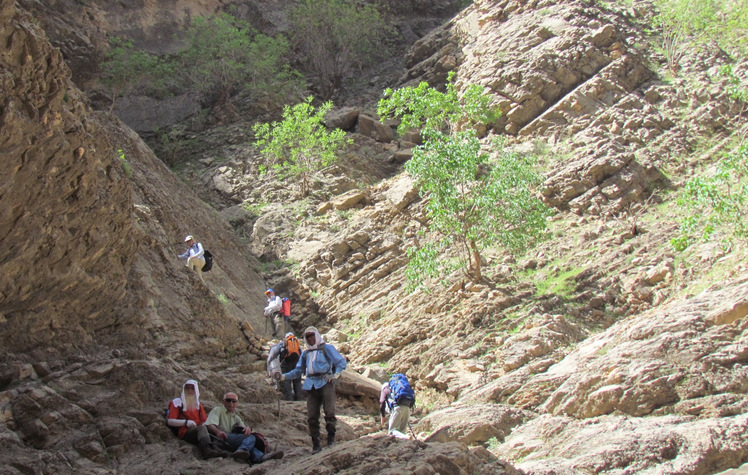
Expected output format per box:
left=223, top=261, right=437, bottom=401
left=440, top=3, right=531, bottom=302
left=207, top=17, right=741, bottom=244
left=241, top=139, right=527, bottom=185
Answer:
left=380, top=373, right=416, bottom=438
left=273, top=326, right=347, bottom=454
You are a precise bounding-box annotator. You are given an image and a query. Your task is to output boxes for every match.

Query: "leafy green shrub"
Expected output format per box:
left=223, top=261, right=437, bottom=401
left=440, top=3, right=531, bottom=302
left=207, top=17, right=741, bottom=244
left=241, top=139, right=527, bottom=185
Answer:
left=377, top=72, right=499, bottom=136
left=289, top=0, right=392, bottom=98
left=652, top=0, right=748, bottom=73
left=117, top=149, right=133, bottom=178
left=177, top=13, right=300, bottom=106
left=100, top=38, right=174, bottom=109
left=672, top=144, right=748, bottom=251
left=253, top=97, right=351, bottom=196
left=100, top=13, right=300, bottom=110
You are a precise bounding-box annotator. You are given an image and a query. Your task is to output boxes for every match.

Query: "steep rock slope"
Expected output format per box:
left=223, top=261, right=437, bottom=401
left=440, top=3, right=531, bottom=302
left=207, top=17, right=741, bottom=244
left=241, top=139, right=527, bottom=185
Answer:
left=229, top=0, right=748, bottom=473
left=0, top=1, right=522, bottom=474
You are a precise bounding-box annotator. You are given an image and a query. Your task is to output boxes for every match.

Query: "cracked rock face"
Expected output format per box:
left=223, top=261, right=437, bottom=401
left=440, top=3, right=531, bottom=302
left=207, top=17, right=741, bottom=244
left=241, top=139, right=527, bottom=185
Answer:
left=0, top=1, right=136, bottom=353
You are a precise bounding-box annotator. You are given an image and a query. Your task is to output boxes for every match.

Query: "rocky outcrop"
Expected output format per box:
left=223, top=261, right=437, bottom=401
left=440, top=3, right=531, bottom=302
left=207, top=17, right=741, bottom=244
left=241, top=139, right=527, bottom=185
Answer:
left=0, top=0, right=136, bottom=353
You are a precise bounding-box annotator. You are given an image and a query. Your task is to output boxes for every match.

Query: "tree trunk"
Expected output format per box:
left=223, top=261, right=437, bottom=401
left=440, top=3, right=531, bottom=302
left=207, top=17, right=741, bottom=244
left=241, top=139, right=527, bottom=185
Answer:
left=469, top=240, right=482, bottom=283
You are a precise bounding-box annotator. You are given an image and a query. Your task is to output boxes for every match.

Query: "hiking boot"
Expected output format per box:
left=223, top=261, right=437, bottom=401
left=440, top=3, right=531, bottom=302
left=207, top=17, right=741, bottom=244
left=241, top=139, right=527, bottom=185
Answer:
left=199, top=443, right=231, bottom=460
left=231, top=449, right=250, bottom=462
left=327, top=434, right=336, bottom=448
left=312, top=438, right=322, bottom=454
left=260, top=450, right=284, bottom=462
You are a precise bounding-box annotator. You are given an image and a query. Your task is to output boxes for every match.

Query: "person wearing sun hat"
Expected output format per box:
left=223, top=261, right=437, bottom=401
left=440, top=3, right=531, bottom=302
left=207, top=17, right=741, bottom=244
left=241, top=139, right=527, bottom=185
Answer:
left=263, top=288, right=284, bottom=338
left=274, top=326, right=347, bottom=453
left=178, top=235, right=206, bottom=283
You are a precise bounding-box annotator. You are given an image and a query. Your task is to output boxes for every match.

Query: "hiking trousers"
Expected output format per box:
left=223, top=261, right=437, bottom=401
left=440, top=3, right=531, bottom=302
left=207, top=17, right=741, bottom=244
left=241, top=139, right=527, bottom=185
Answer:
left=389, top=404, right=411, bottom=434
left=226, top=433, right=264, bottom=463
left=282, top=377, right=303, bottom=401
left=305, top=382, right=336, bottom=439
left=182, top=424, right=211, bottom=446
left=187, top=256, right=205, bottom=283
left=280, top=359, right=302, bottom=401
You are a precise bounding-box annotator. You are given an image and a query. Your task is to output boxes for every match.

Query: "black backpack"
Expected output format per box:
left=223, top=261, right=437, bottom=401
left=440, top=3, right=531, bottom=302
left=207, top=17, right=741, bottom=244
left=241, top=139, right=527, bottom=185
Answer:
left=202, top=250, right=213, bottom=272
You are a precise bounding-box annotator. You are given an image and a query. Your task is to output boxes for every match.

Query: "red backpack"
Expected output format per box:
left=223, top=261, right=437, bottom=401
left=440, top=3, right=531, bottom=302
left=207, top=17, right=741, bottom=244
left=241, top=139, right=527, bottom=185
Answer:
left=281, top=297, right=291, bottom=317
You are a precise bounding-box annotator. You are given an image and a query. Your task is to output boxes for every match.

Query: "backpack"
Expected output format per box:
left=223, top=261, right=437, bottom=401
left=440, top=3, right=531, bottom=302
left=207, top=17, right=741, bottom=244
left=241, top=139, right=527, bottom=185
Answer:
left=281, top=297, right=291, bottom=317
left=388, top=373, right=415, bottom=409
left=202, top=250, right=213, bottom=272
left=280, top=334, right=301, bottom=365
left=252, top=432, right=270, bottom=453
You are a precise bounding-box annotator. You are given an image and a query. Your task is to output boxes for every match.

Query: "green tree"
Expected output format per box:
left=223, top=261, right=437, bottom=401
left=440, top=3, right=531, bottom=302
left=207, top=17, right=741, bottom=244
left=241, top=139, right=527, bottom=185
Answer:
left=253, top=97, right=351, bottom=197
left=289, top=0, right=391, bottom=98
left=100, top=37, right=173, bottom=111
left=405, top=130, right=550, bottom=284
left=178, top=13, right=299, bottom=106
left=379, top=76, right=549, bottom=285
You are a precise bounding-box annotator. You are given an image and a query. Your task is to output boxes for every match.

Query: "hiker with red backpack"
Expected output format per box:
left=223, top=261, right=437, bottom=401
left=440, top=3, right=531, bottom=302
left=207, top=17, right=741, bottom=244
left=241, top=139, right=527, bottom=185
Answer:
left=380, top=373, right=416, bottom=438
left=263, top=289, right=284, bottom=338
left=273, top=326, right=347, bottom=453
left=266, top=332, right=303, bottom=401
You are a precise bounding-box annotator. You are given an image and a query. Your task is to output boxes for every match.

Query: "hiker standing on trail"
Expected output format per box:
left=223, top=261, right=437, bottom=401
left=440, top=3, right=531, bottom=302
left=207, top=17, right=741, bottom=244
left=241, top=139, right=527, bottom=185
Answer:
left=178, top=235, right=205, bottom=283
left=206, top=391, right=284, bottom=464
left=166, top=380, right=230, bottom=459
left=379, top=373, right=416, bottom=438
left=263, top=289, right=283, bottom=338
left=274, top=326, right=346, bottom=454
left=267, top=332, right=303, bottom=401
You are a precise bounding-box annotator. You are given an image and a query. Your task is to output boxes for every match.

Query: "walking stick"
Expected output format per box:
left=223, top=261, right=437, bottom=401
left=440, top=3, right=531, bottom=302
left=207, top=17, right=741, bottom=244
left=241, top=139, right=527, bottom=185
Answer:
left=408, top=422, right=419, bottom=441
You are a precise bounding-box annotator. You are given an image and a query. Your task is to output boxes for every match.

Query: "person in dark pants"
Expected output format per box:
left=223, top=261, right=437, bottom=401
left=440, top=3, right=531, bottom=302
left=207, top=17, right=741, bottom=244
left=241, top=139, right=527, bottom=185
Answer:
left=267, top=332, right=303, bottom=401
left=274, top=326, right=346, bottom=453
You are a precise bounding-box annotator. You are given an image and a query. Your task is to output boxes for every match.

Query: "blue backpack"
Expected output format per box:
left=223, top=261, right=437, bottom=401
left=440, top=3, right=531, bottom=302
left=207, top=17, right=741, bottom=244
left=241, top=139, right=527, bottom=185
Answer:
left=388, top=373, right=415, bottom=408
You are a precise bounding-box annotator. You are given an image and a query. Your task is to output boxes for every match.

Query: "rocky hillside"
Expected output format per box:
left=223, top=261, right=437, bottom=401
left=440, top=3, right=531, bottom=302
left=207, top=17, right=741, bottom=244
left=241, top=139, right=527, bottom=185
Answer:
left=2, top=0, right=748, bottom=474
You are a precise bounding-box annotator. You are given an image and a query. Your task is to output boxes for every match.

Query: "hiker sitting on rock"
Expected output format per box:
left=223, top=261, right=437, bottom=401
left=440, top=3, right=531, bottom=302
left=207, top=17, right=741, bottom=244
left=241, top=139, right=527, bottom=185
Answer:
left=178, top=235, right=205, bottom=283
left=274, top=326, right=346, bottom=454
left=267, top=332, right=303, bottom=401
left=263, top=288, right=283, bottom=338
left=206, top=391, right=284, bottom=464
left=166, top=379, right=229, bottom=459
left=380, top=373, right=416, bottom=439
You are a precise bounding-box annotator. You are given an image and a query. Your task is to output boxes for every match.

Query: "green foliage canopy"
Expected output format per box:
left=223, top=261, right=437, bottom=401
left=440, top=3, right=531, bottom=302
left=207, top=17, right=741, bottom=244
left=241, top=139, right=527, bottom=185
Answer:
left=100, top=37, right=173, bottom=109
left=253, top=97, right=351, bottom=197
left=379, top=76, right=550, bottom=285
left=378, top=72, right=499, bottom=135
left=289, top=0, right=391, bottom=98
left=653, top=0, right=748, bottom=72
left=100, top=13, right=299, bottom=109
left=177, top=13, right=298, bottom=105
left=405, top=130, right=551, bottom=284
left=672, top=144, right=748, bottom=251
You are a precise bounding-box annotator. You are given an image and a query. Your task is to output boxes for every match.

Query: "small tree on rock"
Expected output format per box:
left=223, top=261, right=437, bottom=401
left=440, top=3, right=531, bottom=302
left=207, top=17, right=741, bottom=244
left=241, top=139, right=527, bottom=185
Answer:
left=379, top=76, right=550, bottom=285
left=253, top=97, right=351, bottom=197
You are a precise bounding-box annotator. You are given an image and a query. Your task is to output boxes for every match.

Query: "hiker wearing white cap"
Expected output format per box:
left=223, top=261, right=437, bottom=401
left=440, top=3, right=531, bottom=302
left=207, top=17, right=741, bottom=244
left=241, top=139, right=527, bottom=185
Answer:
left=263, top=289, right=283, bottom=338
left=178, top=235, right=205, bottom=283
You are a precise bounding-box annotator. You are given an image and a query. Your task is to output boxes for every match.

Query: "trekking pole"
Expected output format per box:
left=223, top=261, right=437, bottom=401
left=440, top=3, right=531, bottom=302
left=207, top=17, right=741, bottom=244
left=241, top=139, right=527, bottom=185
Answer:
left=408, top=422, right=419, bottom=442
